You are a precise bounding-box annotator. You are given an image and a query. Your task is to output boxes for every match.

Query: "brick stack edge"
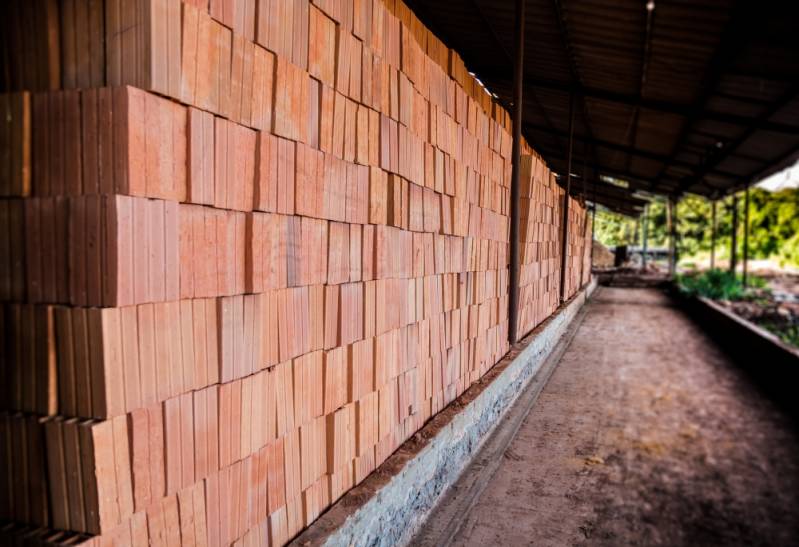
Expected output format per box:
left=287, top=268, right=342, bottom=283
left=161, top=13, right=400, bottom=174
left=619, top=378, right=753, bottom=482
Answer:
left=0, top=0, right=593, bottom=545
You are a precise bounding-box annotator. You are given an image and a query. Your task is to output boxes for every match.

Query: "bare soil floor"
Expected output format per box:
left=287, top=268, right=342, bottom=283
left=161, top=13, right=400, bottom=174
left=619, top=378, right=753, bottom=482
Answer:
left=443, top=287, right=799, bottom=546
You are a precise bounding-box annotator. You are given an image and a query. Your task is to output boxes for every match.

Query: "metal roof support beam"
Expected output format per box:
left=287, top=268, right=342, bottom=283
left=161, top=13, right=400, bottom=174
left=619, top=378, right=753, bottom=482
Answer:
left=477, top=73, right=799, bottom=134
left=626, top=0, right=655, bottom=176
left=596, top=204, right=643, bottom=217
left=532, top=147, right=665, bottom=193
left=577, top=176, right=649, bottom=201
left=744, top=141, right=799, bottom=190
left=677, top=83, right=799, bottom=194
left=559, top=94, right=576, bottom=304
left=581, top=183, right=649, bottom=211
left=657, top=5, right=753, bottom=192
left=523, top=122, right=742, bottom=176
left=551, top=0, right=600, bottom=184
left=507, top=0, right=525, bottom=345
left=468, top=0, right=571, bottom=167
left=511, top=78, right=799, bottom=134
left=587, top=196, right=644, bottom=216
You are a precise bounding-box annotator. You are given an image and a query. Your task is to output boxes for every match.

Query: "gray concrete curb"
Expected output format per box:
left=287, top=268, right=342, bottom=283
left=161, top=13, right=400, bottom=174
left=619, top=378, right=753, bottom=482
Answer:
left=292, top=278, right=598, bottom=547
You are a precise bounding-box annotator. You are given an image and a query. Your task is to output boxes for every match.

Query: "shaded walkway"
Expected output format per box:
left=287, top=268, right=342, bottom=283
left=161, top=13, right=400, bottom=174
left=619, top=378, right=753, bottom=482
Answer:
left=417, top=287, right=799, bottom=546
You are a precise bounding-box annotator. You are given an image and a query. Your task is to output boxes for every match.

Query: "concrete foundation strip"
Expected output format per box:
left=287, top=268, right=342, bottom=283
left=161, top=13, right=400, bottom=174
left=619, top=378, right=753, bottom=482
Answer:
left=413, top=285, right=596, bottom=546
left=292, top=278, right=599, bottom=547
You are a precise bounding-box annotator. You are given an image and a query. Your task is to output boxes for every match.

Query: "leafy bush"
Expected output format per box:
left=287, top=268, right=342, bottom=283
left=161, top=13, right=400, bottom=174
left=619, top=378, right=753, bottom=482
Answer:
left=676, top=269, right=766, bottom=301
left=780, top=231, right=799, bottom=267
left=762, top=323, right=799, bottom=347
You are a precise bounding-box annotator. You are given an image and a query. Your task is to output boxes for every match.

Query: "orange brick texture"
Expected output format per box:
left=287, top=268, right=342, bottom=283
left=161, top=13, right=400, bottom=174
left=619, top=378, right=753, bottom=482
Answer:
left=0, top=0, right=592, bottom=545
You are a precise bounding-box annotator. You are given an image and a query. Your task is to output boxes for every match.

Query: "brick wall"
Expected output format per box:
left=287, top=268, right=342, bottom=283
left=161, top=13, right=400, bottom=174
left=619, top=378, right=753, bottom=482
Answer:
left=0, top=0, right=591, bottom=544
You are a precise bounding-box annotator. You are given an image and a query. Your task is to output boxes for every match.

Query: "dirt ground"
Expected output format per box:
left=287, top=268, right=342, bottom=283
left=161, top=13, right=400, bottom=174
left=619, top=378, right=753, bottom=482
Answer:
left=445, top=287, right=799, bottom=546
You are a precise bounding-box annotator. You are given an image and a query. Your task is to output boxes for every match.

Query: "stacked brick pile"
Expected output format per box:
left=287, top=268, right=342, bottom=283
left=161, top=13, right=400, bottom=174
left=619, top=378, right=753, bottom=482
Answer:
left=563, top=193, right=592, bottom=300
left=515, top=154, right=591, bottom=340
left=0, top=0, right=591, bottom=545
left=516, top=154, right=561, bottom=337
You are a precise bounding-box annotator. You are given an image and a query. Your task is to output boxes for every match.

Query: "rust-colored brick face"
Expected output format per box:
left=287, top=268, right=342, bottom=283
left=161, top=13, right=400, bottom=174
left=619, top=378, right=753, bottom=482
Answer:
left=0, top=0, right=590, bottom=544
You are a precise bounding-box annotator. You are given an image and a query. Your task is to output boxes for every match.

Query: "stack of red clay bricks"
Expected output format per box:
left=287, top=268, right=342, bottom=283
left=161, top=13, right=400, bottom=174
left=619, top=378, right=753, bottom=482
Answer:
left=0, top=0, right=591, bottom=545
left=563, top=193, right=593, bottom=300
left=515, top=154, right=592, bottom=339
left=516, top=154, right=562, bottom=338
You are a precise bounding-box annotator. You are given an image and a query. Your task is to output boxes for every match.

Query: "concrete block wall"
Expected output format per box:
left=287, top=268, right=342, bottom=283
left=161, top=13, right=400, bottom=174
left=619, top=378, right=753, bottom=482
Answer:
left=0, top=0, right=591, bottom=544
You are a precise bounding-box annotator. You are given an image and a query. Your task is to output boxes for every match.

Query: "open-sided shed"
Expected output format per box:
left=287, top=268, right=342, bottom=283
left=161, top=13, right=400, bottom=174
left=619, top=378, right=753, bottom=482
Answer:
left=406, top=0, right=799, bottom=214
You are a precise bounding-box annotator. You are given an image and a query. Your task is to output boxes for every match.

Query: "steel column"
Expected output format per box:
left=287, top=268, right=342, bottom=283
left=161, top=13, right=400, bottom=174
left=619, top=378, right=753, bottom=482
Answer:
left=578, top=157, right=588, bottom=286
left=710, top=200, right=717, bottom=269
left=641, top=204, right=648, bottom=269
left=590, top=203, right=596, bottom=267
left=507, top=0, right=525, bottom=345
left=667, top=197, right=678, bottom=277
left=730, top=195, right=739, bottom=275
left=589, top=170, right=597, bottom=270
left=558, top=94, right=576, bottom=303
left=743, top=185, right=750, bottom=286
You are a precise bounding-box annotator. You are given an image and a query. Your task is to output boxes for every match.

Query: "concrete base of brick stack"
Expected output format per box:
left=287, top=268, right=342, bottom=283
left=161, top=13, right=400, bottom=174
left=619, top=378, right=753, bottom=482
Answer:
left=292, top=277, right=597, bottom=547
left=413, top=287, right=799, bottom=546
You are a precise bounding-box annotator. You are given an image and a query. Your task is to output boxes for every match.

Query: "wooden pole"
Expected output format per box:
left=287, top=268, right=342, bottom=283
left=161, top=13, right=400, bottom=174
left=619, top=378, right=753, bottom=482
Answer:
left=558, top=93, right=575, bottom=303
left=710, top=200, right=716, bottom=270
left=743, top=185, right=750, bottom=287
left=730, top=195, right=739, bottom=275
left=507, top=0, right=525, bottom=345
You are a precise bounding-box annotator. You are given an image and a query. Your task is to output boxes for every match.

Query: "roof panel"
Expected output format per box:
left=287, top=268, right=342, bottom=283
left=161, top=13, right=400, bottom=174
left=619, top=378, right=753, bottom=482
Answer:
left=405, top=0, right=799, bottom=200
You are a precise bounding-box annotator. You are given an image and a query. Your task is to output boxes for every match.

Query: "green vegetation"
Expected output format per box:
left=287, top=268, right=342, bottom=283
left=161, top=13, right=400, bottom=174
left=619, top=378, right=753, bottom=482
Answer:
left=593, top=187, right=799, bottom=268
left=676, top=270, right=799, bottom=349
left=762, top=323, right=799, bottom=347
left=596, top=185, right=799, bottom=350
left=675, top=269, right=766, bottom=301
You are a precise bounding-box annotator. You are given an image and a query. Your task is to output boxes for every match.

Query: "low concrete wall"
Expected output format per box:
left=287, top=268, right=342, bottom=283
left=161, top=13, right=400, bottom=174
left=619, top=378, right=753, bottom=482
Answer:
left=671, top=288, right=799, bottom=366
left=292, top=278, right=598, bottom=547
left=671, top=289, right=799, bottom=418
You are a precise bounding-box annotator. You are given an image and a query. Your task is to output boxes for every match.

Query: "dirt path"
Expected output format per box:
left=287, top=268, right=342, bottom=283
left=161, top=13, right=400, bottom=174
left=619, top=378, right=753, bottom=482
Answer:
left=444, top=287, right=799, bottom=546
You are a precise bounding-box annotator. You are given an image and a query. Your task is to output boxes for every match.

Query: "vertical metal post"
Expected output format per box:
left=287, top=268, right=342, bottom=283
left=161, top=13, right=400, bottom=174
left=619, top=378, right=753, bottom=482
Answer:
left=668, top=197, right=677, bottom=277
left=590, top=203, right=596, bottom=267
left=590, top=181, right=596, bottom=269
left=507, top=0, right=525, bottom=345
left=578, top=153, right=588, bottom=286
left=674, top=197, right=679, bottom=272
left=559, top=93, right=576, bottom=303
left=743, top=185, right=750, bottom=287
left=579, top=205, right=586, bottom=287
left=641, top=204, right=648, bottom=270
left=666, top=198, right=672, bottom=276
left=730, top=194, right=739, bottom=275
left=710, top=200, right=717, bottom=270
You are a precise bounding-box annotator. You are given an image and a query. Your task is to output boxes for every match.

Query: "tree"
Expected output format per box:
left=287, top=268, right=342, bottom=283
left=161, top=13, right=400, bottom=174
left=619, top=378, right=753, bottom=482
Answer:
left=592, top=187, right=799, bottom=268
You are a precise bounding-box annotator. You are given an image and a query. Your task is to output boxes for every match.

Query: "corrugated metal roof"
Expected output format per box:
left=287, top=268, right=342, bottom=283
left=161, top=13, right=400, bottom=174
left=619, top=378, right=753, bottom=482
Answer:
left=406, top=0, right=799, bottom=214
